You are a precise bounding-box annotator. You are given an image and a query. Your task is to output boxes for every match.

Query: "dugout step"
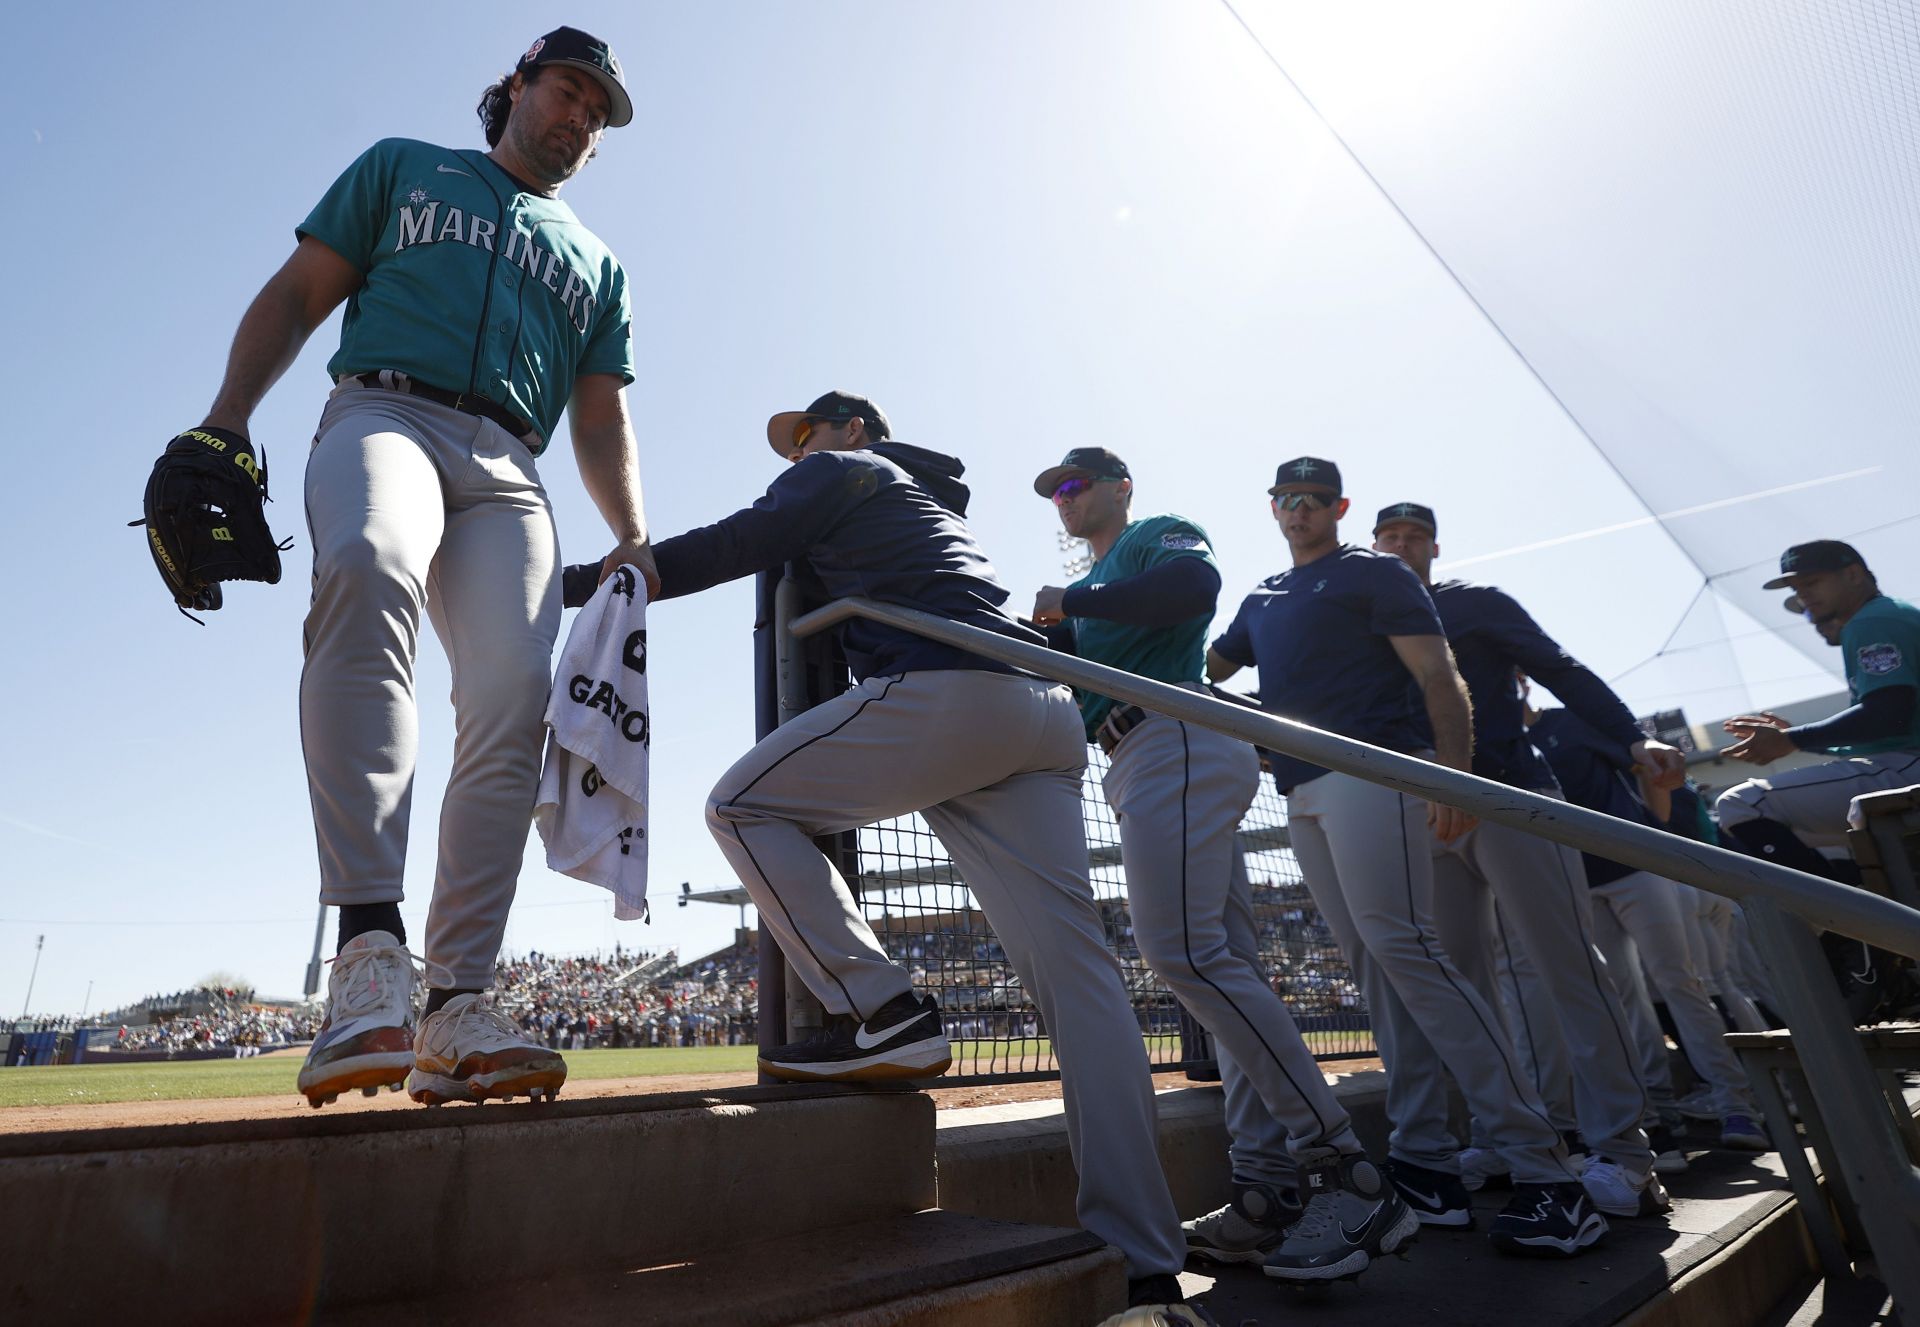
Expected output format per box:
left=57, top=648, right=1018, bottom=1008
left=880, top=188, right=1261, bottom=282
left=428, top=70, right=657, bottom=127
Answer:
left=327, top=1208, right=1125, bottom=1326
left=0, top=1084, right=943, bottom=1326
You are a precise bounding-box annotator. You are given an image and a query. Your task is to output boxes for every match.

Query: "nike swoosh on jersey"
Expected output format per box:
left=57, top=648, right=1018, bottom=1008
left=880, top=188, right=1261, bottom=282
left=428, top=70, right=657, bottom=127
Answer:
left=854, top=1008, right=931, bottom=1049
left=437, top=164, right=471, bottom=176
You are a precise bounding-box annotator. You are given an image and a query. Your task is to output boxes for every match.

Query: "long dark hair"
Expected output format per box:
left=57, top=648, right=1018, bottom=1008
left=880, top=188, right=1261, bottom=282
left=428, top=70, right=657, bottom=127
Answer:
left=477, top=71, right=517, bottom=148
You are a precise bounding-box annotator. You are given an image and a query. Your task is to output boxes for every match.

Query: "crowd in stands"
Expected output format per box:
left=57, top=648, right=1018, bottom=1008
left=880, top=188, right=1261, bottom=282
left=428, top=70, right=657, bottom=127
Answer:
left=495, top=946, right=759, bottom=1049
left=7, top=878, right=1366, bottom=1061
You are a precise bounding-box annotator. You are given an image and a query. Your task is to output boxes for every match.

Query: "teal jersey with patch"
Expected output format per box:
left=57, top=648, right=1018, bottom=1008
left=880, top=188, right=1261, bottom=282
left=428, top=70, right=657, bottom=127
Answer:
left=1835, top=595, right=1920, bottom=755
left=1067, top=514, right=1217, bottom=739
left=298, top=138, right=635, bottom=452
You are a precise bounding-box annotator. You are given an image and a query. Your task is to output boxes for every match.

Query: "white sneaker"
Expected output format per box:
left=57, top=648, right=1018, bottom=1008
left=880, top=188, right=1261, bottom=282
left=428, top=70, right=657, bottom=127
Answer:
left=1581, top=1155, right=1672, bottom=1217
left=409, top=992, right=567, bottom=1105
left=1459, top=1146, right=1511, bottom=1192
left=296, top=930, right=418, bottom=1108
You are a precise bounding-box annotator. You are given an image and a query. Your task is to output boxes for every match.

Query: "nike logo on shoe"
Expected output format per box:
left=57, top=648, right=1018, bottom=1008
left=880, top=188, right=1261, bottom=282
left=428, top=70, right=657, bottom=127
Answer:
left=1340, top=1211, right=1382, bottom=1244
left=437, top=164, right=471, bottom=176
left=1395, top=1183, right=1444, bottom=1209
left=854, top=1007, right=931, bottom=1049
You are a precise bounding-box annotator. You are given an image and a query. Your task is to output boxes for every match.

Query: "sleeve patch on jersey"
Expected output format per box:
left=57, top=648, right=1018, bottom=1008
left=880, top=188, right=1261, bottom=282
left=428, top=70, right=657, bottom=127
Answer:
left=1858, top=642, right=1903, bottom=675
left=1160, top=533, right=1206, bottom=550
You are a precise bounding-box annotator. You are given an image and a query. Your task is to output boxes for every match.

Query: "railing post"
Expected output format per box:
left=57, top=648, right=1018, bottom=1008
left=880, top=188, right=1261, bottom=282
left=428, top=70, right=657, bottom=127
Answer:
left=1743, top=897, right=1920, bottom=1309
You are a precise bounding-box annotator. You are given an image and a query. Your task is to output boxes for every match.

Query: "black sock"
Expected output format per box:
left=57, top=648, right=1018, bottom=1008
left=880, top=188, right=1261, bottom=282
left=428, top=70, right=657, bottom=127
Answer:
left=424, top=987, right=481, bottom=1018
left=337, top=902, right=405, bottom=953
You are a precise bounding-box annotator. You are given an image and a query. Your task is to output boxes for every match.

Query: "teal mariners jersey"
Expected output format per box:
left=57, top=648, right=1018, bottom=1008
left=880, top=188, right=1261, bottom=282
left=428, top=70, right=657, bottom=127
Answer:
left=1835, top=595, right=1920, bottom=755
left=298, top=138, right=635, bottom=452
left=1066, top=514, right=1217, bottom=739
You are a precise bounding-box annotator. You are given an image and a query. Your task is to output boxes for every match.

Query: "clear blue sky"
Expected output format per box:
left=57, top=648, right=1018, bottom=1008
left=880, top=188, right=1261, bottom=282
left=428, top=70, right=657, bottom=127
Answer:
left=3, top=1, right=1884, bottom=1017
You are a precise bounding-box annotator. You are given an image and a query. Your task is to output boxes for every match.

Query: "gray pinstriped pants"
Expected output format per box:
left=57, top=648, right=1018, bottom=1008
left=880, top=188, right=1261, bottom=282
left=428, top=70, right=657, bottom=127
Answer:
left=704, top=668, right=1185, bottom=1279
left=1285, top=770, right=1577, bottom=1185
left=1104, top=715, right=1360, bottom=1180
left=1431, top=810, right=1655, bottom=1175
left=302, top=383, right=559, bottom=989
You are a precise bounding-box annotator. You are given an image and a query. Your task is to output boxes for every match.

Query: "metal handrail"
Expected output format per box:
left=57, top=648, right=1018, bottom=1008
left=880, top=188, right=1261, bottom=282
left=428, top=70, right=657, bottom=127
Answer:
left=790, top=596, right=1920, bottom=961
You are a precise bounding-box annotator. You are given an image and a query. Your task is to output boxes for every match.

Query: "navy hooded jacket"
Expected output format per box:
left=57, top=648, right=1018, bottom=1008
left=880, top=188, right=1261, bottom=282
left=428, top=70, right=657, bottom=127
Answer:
left=645, top=442, right=1043, bottom=681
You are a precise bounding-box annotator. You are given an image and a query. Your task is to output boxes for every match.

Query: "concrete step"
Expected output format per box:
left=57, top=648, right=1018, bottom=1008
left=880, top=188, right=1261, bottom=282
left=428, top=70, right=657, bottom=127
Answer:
left=1, top=1084, right=935, bottom=1326
left=327, top=1209, right=1125, bottom=1326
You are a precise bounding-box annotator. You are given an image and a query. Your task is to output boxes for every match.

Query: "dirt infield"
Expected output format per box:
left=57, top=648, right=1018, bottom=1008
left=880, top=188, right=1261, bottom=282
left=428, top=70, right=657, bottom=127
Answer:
left=0, top=1057, right=1382, bottom=1135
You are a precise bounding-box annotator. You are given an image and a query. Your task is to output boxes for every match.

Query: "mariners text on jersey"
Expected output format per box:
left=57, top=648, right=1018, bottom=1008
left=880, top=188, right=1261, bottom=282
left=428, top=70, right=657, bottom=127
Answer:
left=298, top=138, right=635, bottom=448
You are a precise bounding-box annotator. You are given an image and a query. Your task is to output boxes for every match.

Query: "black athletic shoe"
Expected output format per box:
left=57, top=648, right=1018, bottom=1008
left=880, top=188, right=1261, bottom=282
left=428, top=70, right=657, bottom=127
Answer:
left=758, top=991, right=952, bottom=1082
left=1262, top=1149, right=1421, bottom=1283
left=1488, top=1182, right=1609, bottom=1257
left=1381, top=1157, right=1473, bottom=1228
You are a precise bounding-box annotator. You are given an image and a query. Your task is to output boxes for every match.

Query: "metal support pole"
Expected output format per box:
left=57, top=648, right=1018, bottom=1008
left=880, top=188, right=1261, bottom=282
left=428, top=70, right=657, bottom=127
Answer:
left=1731, top=900, right=1920, bottom=1310
left=303, top=904, right=328, bottom=1000
left=19, top=934, right=44, bottom=1020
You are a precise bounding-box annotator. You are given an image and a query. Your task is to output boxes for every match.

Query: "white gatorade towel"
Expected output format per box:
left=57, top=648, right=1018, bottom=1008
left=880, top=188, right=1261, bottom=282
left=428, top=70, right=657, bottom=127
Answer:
left=535, top=564, right=651, bottom=921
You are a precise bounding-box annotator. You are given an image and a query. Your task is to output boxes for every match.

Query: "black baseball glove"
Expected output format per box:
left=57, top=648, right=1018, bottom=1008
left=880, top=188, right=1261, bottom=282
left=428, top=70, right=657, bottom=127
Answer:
left=132, top=426, right=290, bottom=622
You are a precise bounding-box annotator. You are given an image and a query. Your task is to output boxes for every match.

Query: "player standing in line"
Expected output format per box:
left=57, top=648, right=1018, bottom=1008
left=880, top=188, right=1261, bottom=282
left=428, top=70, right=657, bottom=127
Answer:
left=1371, top=503, right=1681, bottom=1217
left=1029, top=449, right=1417, bottom=1285
left=190, top=28, right=656, bottom=1108
left=1207, top=459, right=1607, bottom=1258
left=647, top=393, right=1199, bottom=1320
left=1716, top=541, right=1920, bottom=873
left=1524, top=699, right=1772, bottom=1152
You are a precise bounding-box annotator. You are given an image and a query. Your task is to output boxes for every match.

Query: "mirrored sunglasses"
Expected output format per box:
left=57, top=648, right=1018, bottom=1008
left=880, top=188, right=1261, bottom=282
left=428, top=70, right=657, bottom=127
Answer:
left=1274, top=491, right=1334, bottom=511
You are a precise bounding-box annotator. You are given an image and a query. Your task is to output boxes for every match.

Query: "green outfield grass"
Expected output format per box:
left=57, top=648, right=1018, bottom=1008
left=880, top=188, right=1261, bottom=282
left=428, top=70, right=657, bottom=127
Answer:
left=0, top=1031, right=1372, bottom=1110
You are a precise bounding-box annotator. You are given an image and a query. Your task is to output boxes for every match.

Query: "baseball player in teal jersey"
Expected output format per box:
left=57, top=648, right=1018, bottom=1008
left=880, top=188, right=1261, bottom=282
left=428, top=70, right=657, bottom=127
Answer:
left=1030, top=449, right=1416, bottom=1286
left=187, top=28, right=656, bottom=1108
left=1372, top=503, right=1678, bottom=1218
left=1717, top=541, right=1920, bottom=860
left=1209, top=459, right=1606, bottom=1259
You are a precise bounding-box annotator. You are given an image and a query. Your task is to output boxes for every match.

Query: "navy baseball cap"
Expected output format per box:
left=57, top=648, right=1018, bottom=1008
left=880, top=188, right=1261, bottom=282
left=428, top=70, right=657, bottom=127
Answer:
left=766, top=391, right=892, bottom=457
left=1269, top=457, right=1341, bottom=496
left=1762, top=540, right=1866, bottom=589
left=518, top=27, right=632, bottom=128
left=1374, top=501, right=1436, bottom=536
left=1033, top=448, right=1131, bottom=498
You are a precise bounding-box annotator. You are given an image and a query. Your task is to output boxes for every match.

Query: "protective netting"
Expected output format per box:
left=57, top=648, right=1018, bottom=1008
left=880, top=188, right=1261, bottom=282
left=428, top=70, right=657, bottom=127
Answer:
left=856, top=745, right=1374, bottom=1081
left=1233, top=0, right=1920, bottom=715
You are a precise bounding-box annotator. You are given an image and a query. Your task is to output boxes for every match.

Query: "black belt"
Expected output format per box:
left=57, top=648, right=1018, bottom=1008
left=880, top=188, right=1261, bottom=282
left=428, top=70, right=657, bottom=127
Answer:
left=1096, top=704, right=1150, bottom=756
left=351, top=372, right=534, bottom=440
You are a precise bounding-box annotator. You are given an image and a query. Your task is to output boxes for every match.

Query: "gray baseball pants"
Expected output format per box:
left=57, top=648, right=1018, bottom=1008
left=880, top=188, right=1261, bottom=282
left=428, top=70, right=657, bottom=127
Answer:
left=302, top=382, right=559, bottom=989
left=1716, top=751, right=1920, bottom=847
left=1591, top=871, right=1758, bottom=1116
left=1105, top=716, right=1360, bottom=1183
left=705, top=668, right=1186, bottom=1279
left=1431, top=811, right=1654, bottom=1175
left=1285, top=770, right=1575, bottom=1184
left=1589, top=905, right=1676, bottom=1107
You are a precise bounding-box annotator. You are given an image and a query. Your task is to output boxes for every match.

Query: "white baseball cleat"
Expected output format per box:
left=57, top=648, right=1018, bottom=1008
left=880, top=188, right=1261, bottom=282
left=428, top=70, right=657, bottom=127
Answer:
left=296, top=930, right=419, bottom=1109
left=409, top=992, right=567, bottom=1105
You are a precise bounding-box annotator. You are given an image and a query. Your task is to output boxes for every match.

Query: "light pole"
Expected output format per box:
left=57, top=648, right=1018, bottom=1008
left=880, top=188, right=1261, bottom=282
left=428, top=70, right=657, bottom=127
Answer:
left=80, top=980, right=94, bottom=1021
left=19, top=934, right=44, bottom=1020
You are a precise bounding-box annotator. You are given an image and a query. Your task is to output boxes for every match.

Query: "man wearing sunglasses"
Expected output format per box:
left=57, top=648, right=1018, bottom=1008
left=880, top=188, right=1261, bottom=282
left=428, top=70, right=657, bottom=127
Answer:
left=1029, top=448, right=1416, bottom=1286
left=632, top=392, right=1195, bottom=1316
left=1207, top=459, right=1607, bottom=1259
left=1372, top=503, right=1683, bottom=1215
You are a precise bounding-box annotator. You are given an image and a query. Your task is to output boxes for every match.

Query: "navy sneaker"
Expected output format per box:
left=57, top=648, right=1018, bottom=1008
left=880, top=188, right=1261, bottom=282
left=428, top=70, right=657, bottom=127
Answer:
left=1489, top=1182, right=1609, bottom=1257
left=1381, top=1157, right=1473, bottom=1228
left=758, top=991, right=951, bottom=1082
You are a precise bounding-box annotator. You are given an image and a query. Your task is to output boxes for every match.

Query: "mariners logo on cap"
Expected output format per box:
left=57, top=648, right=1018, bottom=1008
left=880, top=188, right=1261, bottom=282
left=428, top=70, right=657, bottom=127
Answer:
left=1290, top=460, right=1322, bottom=479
